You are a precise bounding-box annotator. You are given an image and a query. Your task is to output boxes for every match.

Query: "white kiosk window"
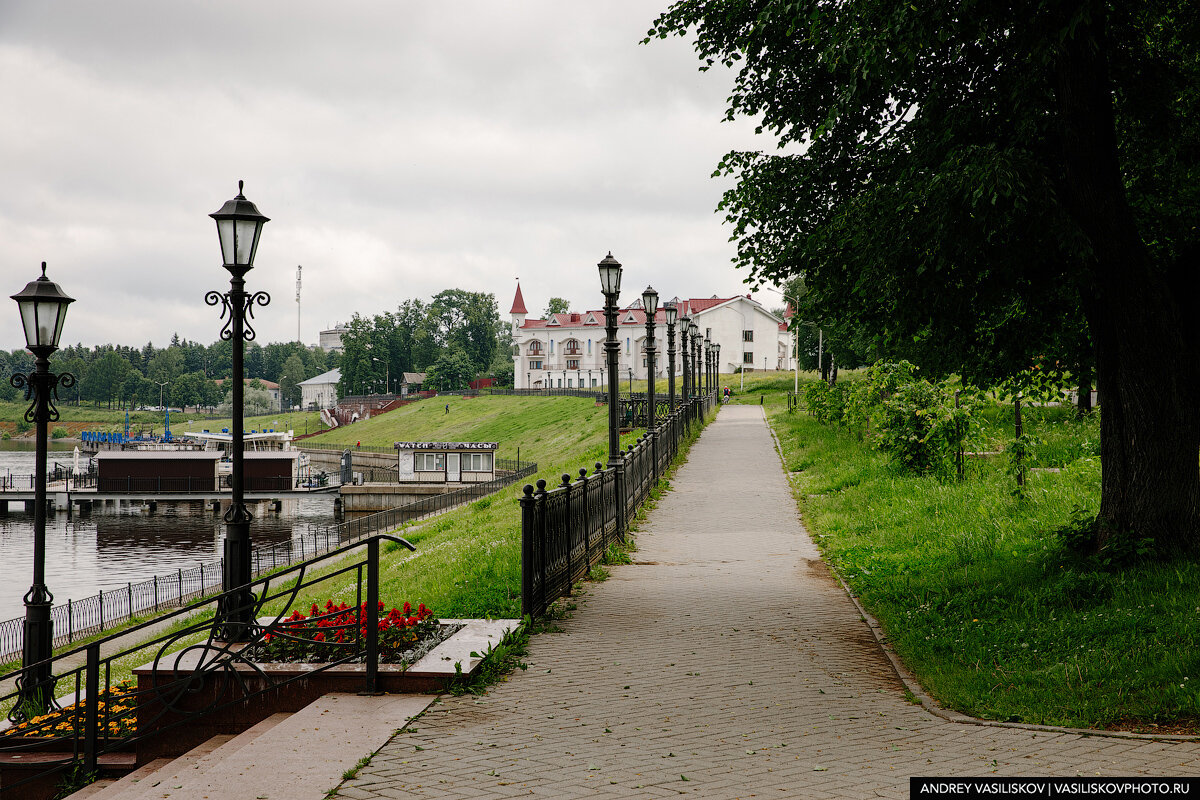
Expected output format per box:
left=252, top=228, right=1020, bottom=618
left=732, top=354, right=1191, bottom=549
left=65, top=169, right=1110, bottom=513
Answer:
left=415, top=452, right=445, bottom=472
left=462, top=452, right=493, bottom=472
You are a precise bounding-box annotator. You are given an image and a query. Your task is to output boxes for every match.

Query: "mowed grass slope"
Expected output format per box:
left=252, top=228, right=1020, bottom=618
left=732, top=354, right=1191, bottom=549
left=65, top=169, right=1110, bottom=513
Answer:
left=298, top=395, right=634, bottom=621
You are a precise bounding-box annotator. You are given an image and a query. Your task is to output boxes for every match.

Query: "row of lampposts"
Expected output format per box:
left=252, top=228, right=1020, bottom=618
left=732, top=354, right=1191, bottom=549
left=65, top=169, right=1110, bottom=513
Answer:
left=596, top=252, right=718, bottom=535
left=8, top=182, right=267, bottom=719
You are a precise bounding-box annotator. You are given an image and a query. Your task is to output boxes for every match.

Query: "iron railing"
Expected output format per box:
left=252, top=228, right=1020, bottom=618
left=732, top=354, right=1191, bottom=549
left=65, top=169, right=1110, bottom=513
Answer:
left=0, top=533, right=416, bottom=797
left=520, top=391, right=716, bottom=618
left=331, top=462, right=538, bottom=542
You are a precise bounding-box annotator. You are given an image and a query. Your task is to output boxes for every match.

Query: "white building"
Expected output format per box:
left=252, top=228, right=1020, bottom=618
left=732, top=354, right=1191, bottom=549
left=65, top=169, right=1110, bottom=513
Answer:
left=318, top=323, right=350, bottom=353
left=299, top=368, right=341, bottom=410
left=508, top=283, right=792, bottom=390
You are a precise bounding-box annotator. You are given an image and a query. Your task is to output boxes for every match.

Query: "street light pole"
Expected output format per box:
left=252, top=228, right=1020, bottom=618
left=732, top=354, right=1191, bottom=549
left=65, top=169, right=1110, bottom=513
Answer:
left=664, top=303, right=677, bottom=410
left=678, top=313, right=690, bottom=410
left=641, top=286, right=659, bottom=477
left=208, top=181, right=269, bottom=641
left=9, top=263, right=74, bottom=721
left=597, top=253, right=625, bottom=537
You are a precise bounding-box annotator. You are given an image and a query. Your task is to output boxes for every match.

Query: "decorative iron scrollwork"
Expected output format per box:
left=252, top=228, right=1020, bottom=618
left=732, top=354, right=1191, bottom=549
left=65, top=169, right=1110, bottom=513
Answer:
left=206, top=290, right=235, bottom=341
left=11, top=370, right=75, bottom=424
left=242, top=291, right=270, bottom=342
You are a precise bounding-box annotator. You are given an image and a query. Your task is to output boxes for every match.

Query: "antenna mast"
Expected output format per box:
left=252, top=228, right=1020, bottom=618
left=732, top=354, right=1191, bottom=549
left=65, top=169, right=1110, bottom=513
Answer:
left=296, top=265, right=302, bottom=343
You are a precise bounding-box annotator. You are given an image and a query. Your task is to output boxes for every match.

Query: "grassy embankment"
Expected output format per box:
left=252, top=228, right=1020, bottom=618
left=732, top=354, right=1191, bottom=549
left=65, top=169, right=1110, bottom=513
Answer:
left=732, top=372, right=1199, bottom=732
left=2, top=394, right=656, bottom=709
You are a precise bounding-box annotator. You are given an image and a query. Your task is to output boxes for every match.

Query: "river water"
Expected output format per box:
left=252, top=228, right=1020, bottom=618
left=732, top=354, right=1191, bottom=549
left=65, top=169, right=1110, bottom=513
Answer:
left=0, top=442, right=338, bottom=620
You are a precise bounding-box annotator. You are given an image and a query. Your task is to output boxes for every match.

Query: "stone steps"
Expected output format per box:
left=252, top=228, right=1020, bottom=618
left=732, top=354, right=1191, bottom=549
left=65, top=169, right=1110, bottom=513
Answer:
left=69, top=693, right=433, bottom=800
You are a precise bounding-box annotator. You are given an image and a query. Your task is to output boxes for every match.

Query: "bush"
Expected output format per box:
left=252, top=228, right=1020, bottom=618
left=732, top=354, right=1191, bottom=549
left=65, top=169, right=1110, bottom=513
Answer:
left=51, top=426, right=69, bottom=439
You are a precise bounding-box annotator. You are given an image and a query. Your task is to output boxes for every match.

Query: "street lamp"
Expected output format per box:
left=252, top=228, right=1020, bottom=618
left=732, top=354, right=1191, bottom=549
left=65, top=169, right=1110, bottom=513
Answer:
left=714, top=343, right=721, bottom=395
left=597, top=252, right=625, bottom=536
left=690, top=323, right=701, bottom=400
left=664, top=302, right=677, bottom=410
left=641, top=286, right=659, bottom=478
left=678, top=312, right=690, bottom=409
left=371, top=357, right=389, bottom=396
left=207, top=180, right=269, bottom=641
left=9, top=262, right=75, bottom=720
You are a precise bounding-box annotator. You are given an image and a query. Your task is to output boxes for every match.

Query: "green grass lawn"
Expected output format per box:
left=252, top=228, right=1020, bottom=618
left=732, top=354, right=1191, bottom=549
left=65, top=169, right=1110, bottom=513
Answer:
left=766, top=383, right=1200, bottom=732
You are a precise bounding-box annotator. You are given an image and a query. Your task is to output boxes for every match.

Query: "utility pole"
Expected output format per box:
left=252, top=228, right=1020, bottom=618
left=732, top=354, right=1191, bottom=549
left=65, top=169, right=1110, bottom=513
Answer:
left=296, top=265, right=302, bottom=343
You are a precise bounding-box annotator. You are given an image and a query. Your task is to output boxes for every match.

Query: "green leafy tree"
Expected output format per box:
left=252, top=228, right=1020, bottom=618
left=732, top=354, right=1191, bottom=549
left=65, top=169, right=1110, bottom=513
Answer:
left=87, top=352, right=132, bottom=409
left=543, top=297, right=570, bottom=320
left=649, top=0, right=1200, bottom=555
left=424, top=349, right=475, bottom=392
left=279, top=354, right=306, bottom=408
left=427, top=289, right=500, bottom=375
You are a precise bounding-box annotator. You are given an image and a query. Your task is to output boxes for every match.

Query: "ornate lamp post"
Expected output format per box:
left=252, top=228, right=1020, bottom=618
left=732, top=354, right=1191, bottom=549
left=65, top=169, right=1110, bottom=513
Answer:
left=208, top=181, right=270, bottom=640
left=688, top=322, right=699, bottom=409
left=641, top=286, right=659, bottom=477
left=714, top=343, right=721, bottom=396
left=664, top=302, right=677, bottom=410
left=678, top=313, right=690, bottom=409
left=598, top=252, right=625, bottom=536
left=703, top=337, right=712, bottom=397
left=10, top=263, right=74, bottom=719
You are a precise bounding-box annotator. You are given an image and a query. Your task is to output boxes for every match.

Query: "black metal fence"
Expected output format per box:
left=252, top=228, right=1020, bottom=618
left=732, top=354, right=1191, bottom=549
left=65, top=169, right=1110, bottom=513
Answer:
left=520, top=391, right=716, bottom=618
left=0, top=533, right=415, bottom=797
left=0, top=459, right=536, bottom=664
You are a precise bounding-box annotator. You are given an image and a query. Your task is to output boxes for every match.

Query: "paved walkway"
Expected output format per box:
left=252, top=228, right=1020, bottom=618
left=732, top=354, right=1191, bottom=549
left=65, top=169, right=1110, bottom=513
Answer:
left=336, top=405, right=1200, bottom=799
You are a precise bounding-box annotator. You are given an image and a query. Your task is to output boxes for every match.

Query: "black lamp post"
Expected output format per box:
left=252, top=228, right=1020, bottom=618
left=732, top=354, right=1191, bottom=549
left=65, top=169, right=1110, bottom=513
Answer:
left=690, top=323, right=701, bottom=401
left=9, top=263, right=74, bottom=720
left=598, top=252, right=625, bottom=536
left=208, top=181, right=269, bottom=640
left=664, top=303, right=677, bottom=410
left=641, top=286, right=658, bottom=477
left=703, top=337, right=712, bottom=397
left=714, top=343, right=721, bottom=395
left=678, top=312, right=690, bottom=410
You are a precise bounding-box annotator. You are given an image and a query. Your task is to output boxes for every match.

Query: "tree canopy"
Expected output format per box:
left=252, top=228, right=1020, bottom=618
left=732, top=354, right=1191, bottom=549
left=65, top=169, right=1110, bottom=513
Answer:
left=649, top=0, right=1200, bottom=554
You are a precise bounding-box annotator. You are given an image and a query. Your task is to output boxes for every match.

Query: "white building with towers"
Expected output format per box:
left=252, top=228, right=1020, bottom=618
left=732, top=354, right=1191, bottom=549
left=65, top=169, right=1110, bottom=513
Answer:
left=508, top=282, right=793, bottom=391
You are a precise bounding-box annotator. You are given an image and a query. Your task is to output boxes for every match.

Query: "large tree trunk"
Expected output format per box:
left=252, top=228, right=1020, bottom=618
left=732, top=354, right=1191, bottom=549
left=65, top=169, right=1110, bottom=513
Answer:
left=1057, top=5, right=1200, bottom=555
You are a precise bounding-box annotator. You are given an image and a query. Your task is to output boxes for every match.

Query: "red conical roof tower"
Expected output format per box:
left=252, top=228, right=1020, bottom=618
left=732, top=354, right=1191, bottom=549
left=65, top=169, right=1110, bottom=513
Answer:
left=510, top=282, right=528, bottom=315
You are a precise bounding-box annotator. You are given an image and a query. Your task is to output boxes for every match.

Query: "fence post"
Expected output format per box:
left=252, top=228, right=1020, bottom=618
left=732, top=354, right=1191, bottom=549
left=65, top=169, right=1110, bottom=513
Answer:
left=361, top=536, right=381, bottom=695
left=127, top=582, right=133, bottom=622
left=520, top=484, right=537, bottom=618
left=67, top=599, right=73, bottom=642
left=560, top=474, right=574, bottom=592
left=99, top=589, right=104, bottom=630
left=83, top=642, right=100, bottom=778
left=579, top=468, right=591, bottom=572
left=154, top=575, right=159, bottom=612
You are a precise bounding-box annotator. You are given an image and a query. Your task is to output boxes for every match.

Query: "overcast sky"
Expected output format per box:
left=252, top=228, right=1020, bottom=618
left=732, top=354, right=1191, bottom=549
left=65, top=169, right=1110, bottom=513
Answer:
left=1, top=1, right=781, bottom=353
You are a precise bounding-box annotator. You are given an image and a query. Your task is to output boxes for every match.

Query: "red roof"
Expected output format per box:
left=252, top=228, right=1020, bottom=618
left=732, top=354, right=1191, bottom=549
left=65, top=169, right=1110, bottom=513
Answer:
left=510, top=283, right=528, bottom=315
left=516, top=297, right=745, bottom=329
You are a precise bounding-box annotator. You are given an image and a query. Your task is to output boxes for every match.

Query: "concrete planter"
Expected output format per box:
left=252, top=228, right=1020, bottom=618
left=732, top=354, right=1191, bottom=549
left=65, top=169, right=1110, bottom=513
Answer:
left=132, top=618, right=516, bottom=763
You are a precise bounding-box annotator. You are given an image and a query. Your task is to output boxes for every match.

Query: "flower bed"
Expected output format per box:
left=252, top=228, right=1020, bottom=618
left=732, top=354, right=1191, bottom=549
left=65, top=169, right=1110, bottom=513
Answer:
left=252, top=600, right=446, bottom=665
left=0, top=681, right=136, bottom=740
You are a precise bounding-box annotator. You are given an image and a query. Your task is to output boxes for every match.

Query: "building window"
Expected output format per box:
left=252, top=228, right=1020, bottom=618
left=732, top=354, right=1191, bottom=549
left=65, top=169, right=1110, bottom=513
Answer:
left=557, top=378, right=562, bottom=388
left=706, top=327, right=712, bottom=339
left=462, top=452, right=493, bottom=472
left=529, top=360, right=543, bottom=370
left=415, top=453, right=445, bottom=472
left=568, top=379, right=574, bottom=387
left=564, top=339, right=581, bottom=355
left=550, top=340, right=555, bottom=354
left=743, top=330, right=754, bottom=342
left=566, top=359, right=580, bottom=369
left=591, top=378, right=598, bottom=387
left=527, top=341, right=543, bottom=355
left=743, top=352, right=754, bottom=364
left=587, top=339, right=592, bottom=355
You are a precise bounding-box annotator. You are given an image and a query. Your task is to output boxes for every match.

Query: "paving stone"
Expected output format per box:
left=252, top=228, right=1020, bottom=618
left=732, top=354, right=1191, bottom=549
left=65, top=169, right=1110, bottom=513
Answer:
left=336, top=405, right=1200, bottom=799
